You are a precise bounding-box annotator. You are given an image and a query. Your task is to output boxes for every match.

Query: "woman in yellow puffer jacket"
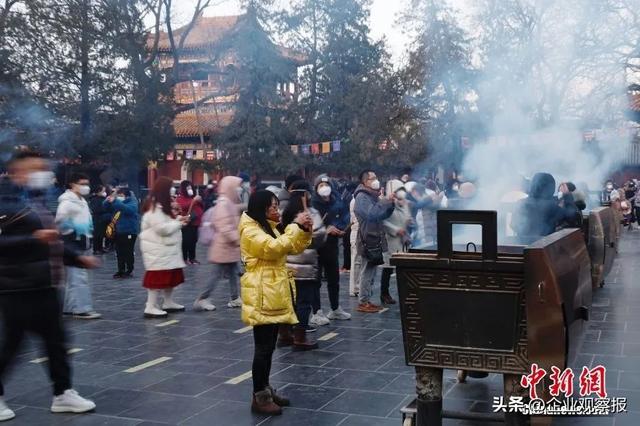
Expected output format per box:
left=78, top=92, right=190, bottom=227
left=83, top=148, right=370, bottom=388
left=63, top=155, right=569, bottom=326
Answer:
left=239, top=190, right=312, bottom=415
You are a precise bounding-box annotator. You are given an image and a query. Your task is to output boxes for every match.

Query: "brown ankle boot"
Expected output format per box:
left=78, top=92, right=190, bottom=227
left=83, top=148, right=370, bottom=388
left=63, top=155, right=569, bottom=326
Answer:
left=293, top=326, right=318, bottom=351
left=277, top=325, right=294, bottom=347
left=251, top=389, right=283, bottom=415
left=267, top=385, right=290, bottom=406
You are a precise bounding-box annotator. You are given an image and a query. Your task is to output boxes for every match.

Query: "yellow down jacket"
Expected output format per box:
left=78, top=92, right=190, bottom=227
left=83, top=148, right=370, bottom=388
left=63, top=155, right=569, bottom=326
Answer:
left=239, top=213, right=311, bottom=326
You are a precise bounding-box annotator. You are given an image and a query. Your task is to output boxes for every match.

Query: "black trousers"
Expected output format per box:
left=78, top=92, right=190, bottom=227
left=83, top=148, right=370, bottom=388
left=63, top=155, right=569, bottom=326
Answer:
left=315, top=236, right=340, bottom=312
left=181, top=226, right=198, bottom=262
left=252, top=324, right=279, bottom=393
left=295, top=280, right=319, bottom=328
left=342, top=230, right=351, bottom=270
left=0, top=289, right=71, bottom=396
left=93, top=220, right=107, bottom=253
left=115, top=233, right=137, bottom=274
left=381, top=267, right=393, bottom=297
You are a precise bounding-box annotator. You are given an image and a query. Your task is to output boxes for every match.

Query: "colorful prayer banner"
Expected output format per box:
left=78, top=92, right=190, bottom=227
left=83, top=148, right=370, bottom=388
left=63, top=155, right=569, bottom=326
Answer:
left=321, top=142, right=331, bottom=153
left=185, top=150, right=193, bottom=160
left=332, top=140, right=341, bottom=152
left=206, top=151, right=215, bottom=161
left=311, top=143, right=320, bottom=154
left=166, top=151, right=175, bottom=161
left=301, top=144, right=310, bottom=155
left=195, top=150, right=204, bottom=160
left=290, top=145, right=299, bottom=154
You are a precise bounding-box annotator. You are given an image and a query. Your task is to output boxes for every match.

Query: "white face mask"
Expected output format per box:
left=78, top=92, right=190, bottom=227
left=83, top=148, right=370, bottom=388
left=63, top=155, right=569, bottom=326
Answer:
left=317, top=185, right=331, bottom=198
left=370, top=180, right=381, bottom=191
left=556, top=192, right=563, bottom=199
left=452, top=184, right=459, bottom=192
left=100, top=191, right=107, bottom=197
left=207, top=184, right=213, bottom=189
left=76, top=184, right=90, bottom=196
left=187, top=188, right=194, bottom=197
left=117, top=196, right=125, bottom=202
left=170, top=187, right=177, bottom=197
left=396, top=190, right=407, bottom=200
left=606, top=184, right=613, bottom=190
left=27, top=171, right=54, bottom=190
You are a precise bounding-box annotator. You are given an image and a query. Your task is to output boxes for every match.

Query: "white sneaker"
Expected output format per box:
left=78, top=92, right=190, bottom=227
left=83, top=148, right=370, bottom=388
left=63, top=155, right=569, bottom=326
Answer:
left=194, top=299, right=216, bottom=311
left=310, top=309, right=331, bottom=326
left=144, top=305, right=168, bottom=318
left=51, top=389, right=96, bottom=413
left=227, top=298, right=242, bottom=308
left=162, top=301, right=185, bottom=312
left=327, top=306, right=352, bottom=320
left=0, top=398, right=15, bottom=421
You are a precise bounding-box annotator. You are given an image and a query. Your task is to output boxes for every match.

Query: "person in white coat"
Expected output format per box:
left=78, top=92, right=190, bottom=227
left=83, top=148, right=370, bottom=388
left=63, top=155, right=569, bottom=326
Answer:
left=380, top=179, right=412, bottom=305
left=55, top=173, right=101, bottom=319
left=139, top=177, right=189, bottom=318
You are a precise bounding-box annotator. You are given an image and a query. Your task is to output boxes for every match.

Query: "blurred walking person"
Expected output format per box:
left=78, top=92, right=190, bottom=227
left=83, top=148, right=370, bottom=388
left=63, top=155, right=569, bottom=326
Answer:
left=139, top=177, right=189, bottom=318
left=104, top=187, right=140, bottom=278
left=56, top=173, right=101, bottom=319
left=194, top=176, right=243, bottom=312
left=175, top=180, right=204, bottom=264
left=240, top=190, right=312, bottom=415
left=0, top=151, right=98, bottom=421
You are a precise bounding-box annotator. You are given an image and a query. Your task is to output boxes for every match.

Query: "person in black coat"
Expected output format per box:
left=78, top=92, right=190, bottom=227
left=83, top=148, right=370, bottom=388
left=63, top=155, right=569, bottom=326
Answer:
left=89, top=185, right=110, bottom=254
left=0, top=151, right=99, bottom=421
left=512, top=172, right=580, bottom=241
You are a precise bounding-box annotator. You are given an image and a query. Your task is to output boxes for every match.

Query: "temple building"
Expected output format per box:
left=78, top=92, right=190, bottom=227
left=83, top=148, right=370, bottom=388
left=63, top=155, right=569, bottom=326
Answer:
left=147, top=13, right=305, bottom=187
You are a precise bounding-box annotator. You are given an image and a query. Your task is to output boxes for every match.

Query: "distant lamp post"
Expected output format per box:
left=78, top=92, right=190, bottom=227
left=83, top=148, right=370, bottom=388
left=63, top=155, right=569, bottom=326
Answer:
left=190, top=80, right=206, bottom=145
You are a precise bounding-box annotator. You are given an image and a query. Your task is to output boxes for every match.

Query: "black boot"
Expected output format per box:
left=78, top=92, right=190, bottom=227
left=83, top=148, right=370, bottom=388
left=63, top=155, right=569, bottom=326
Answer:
left=267, top=385, right=290, bottom=407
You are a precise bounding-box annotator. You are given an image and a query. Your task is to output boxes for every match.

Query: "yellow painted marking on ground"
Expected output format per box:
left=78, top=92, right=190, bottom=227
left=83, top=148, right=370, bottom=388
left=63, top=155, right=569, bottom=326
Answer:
left=233, top=325, right=253, bottom=334
left=379, top=307, right=390, bottom=314
left=225, top=370, right=252, bottom=384
left=124, top=356, right=172, bottom=373
left=318, top=332, right=338, bottom=341
left=30, top=348, right=84, bottom=364
left=155, top=319, right=180, bottom=327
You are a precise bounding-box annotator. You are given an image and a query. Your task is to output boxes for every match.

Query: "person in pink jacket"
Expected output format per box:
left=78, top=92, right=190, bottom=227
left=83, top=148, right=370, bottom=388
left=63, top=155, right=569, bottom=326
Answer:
left=193, top=176, right=243, bottom=311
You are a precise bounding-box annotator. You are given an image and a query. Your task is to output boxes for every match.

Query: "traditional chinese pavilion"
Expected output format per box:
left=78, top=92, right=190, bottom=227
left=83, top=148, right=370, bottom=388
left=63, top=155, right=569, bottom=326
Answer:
left=147, top=12, right=306, bottom=187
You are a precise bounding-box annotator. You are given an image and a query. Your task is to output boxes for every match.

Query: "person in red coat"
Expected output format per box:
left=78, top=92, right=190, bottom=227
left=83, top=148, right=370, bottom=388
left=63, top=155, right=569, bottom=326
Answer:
left=175, top=180, right=204, bottom=264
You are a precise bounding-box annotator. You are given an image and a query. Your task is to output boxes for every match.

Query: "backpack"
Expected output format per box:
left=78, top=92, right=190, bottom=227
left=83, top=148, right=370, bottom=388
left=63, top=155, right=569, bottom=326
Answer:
left=198, top=207, right=215, bottom=246
left=105, top=211, right=121, bottom=239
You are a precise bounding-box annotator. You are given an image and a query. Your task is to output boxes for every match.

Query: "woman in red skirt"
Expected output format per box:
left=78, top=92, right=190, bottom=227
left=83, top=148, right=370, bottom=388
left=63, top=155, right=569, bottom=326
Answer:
left=140, top=177, right=189, bottom=318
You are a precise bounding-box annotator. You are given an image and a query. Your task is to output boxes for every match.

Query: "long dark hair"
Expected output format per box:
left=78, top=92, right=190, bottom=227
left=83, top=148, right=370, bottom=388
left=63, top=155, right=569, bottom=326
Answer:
left=279, top=180, right=310, bottom=232
left=247, top=190, right=278, bottom=238
left=143, top=176, right=174, bottom=217
left=179, top=180, right=192, bottom=197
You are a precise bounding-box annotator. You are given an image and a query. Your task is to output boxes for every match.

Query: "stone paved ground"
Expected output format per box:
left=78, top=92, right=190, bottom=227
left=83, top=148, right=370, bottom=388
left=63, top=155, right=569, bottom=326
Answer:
left=2, top=232, right=640, bottom=425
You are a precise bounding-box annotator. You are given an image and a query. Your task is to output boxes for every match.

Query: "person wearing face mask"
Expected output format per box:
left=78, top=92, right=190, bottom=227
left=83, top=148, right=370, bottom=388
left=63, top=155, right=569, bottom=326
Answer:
left=353, top=169, right=395, bottom=313
left=239, top=190, right=312, bottom=415
left=279, top=180, right=326, bottom=349
left=104, top=188, right=140, bottom=278
left=55, top=173, right=101, bottom=320
left=202, top=179, right=217, bottom=209
left=310, top=175, right=352, bottom=325
left=193, top=176, right=244, bottom=312
left=380, top=180, right=413, bottom=305
left=175, top=180, right=204, bottom=264
left=89, top=185, right=110, bottom=255
left=0, top=151, right=101, bottom=422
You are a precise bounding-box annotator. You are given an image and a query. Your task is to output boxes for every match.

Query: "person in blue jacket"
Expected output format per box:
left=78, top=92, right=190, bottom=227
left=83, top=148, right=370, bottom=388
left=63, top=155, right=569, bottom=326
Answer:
left=104, top=188, right=140, bottom=278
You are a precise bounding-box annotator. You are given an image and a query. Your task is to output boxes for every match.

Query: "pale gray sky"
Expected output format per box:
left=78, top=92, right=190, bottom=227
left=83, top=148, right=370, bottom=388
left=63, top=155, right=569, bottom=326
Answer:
left=173, top=0, right=412, bottom=63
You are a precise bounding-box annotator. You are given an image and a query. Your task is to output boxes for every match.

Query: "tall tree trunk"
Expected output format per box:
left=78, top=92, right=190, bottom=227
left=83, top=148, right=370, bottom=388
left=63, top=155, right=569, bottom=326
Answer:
left=79, top=0, right=91, bottom=144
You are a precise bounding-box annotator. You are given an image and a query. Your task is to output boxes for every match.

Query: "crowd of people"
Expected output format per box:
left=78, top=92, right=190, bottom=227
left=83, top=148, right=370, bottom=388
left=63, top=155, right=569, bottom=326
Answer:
left=1, top=148, right=632, bottom=420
